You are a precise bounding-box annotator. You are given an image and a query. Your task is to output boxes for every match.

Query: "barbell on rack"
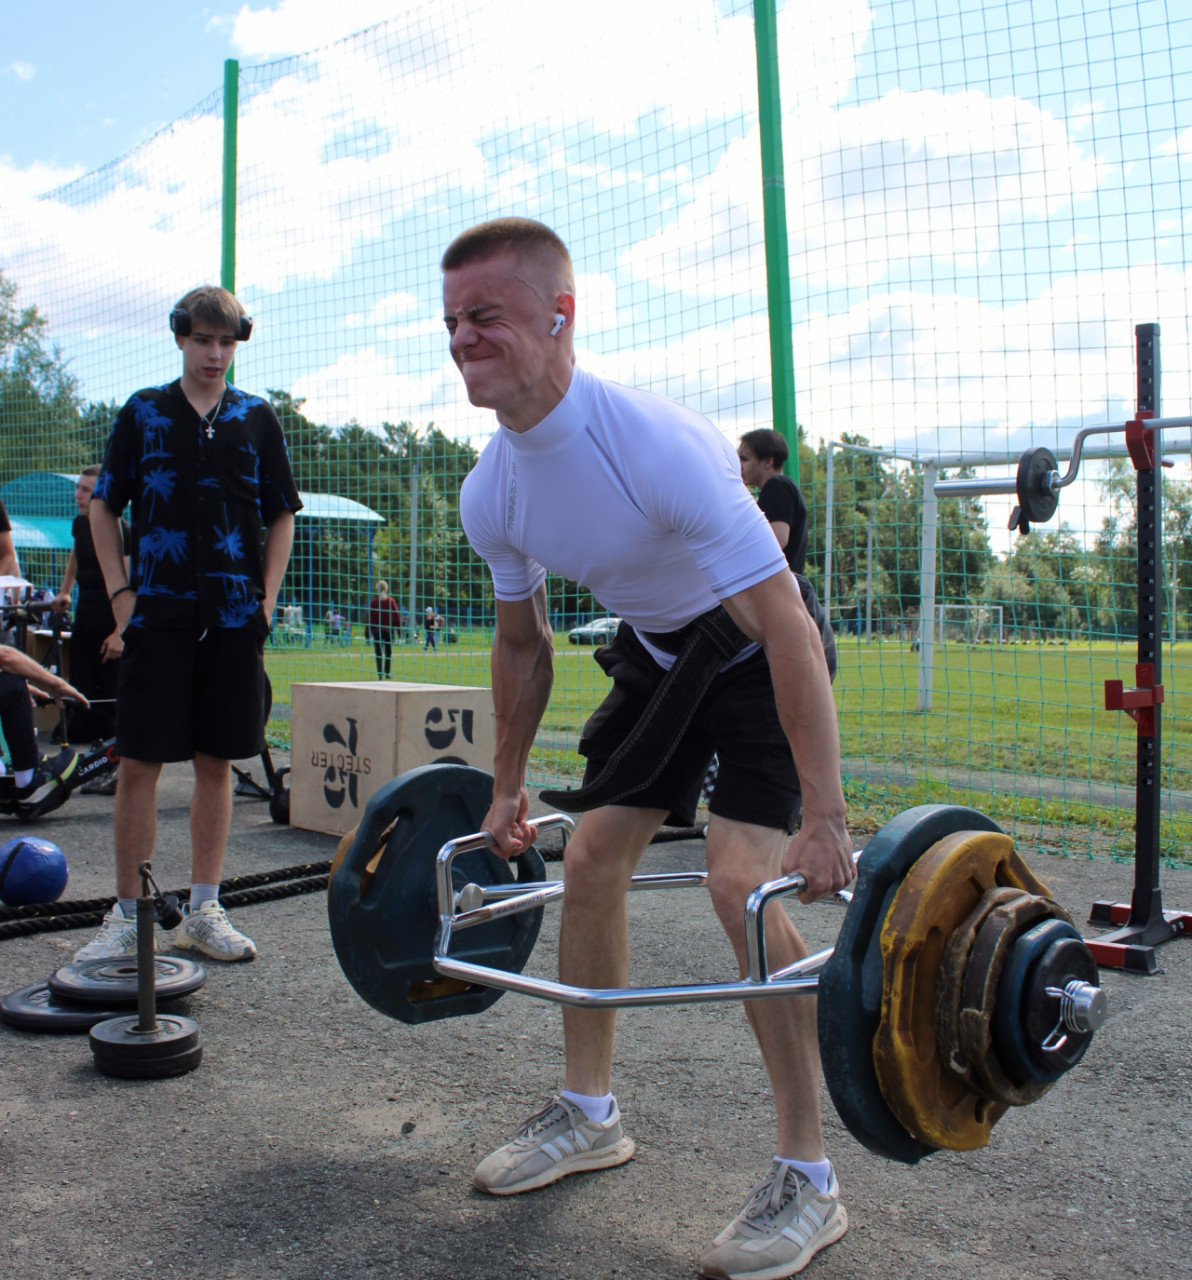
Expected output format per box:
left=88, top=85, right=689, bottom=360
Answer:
left=327, top=764, right=1107, bottom=1166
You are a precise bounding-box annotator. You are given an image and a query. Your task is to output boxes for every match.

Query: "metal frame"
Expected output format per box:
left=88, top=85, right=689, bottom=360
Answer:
left=934, top=324, right=1192, bottom=973
left=431, top=815, right=844, bottom=1008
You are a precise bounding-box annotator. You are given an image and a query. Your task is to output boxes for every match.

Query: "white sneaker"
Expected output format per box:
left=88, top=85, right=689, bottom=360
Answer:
left=72, top=904, right=148, bottom=963
left=173, top=899, right=257, bottom=962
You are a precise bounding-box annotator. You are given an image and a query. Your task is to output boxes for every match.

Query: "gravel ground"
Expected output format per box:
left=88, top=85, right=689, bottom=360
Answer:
left=2, top=759, right=1190, bottom=1280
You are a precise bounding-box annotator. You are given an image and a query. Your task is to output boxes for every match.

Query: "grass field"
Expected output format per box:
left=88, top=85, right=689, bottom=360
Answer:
left=264, top=631, right=1192, bottom=862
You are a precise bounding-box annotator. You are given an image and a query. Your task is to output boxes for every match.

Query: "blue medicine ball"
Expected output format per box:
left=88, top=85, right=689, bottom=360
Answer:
left=0, top=836, right=69, bottom=906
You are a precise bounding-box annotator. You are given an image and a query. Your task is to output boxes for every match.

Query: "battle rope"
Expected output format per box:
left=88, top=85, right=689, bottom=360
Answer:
left=0, top=821, right=710, bottom=939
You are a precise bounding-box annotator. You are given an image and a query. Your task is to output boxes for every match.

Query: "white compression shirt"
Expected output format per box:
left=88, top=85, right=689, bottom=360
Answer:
left=460, top=366, right=786, bottom=652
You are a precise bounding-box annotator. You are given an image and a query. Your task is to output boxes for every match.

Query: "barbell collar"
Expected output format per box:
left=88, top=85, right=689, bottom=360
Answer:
left=1049, top=979, right=1108, bottom=1034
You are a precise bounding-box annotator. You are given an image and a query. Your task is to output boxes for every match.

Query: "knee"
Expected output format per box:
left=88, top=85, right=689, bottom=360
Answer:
left=562, top=838, right=629, bottom=908
left=705, top=861, right=761, bottom=933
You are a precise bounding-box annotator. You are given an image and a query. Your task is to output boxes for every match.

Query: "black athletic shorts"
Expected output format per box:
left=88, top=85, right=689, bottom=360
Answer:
left=576, top=623, right=814, bottom=833
left=115, top=616, right=268, bottom=763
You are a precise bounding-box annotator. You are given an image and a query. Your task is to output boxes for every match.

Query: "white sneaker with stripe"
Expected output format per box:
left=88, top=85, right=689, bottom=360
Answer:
left=473, top=1096, right=636, bottom=1195
left=700, top=1160, right=848, bottom=1279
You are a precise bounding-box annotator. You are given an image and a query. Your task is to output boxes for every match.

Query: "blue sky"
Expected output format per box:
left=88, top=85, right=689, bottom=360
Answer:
left=1, top=4, right=238, bottom=175
left=2, top=0, right=1191, bottom=554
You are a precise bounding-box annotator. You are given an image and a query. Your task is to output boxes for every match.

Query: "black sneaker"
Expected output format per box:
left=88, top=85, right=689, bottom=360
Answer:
left=14, top=751, right=79, bottom=818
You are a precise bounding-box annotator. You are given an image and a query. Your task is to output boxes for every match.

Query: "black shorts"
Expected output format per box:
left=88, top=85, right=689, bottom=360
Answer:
left=115, top=619, right=268, bottom=763
left=576, top=624, right=809, bottom=833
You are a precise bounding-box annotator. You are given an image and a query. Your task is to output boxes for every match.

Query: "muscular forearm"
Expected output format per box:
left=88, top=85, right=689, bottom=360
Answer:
left=490, top=622, right=554, bottom=798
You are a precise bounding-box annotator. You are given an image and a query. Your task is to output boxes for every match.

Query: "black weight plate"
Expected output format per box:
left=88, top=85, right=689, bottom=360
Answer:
left=92, top=1041, right=203, bottom=1079
left=48, top=956, right=206, bottom=1006
left=1016, top=447, right=1059, bottom=524
left=89, top=1014, right=201, bottom=1059
left=328, top=763, right=547, bottom=1025
left=994, top=919, right=1093, bottom=1086
left=0, top=982, right=127, bottom=1033
left=818, top=804, right=1002, bottom=1165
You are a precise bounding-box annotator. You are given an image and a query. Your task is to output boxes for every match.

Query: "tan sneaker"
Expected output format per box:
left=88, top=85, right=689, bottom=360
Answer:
left=700, top=1161, right=848, bottom=1279
left=173, top=899, right=257, bottom=961
left=474, top=1096, right=635, bottom=1195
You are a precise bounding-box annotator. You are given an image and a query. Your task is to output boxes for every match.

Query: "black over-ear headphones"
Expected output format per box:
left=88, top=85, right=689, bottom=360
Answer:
left=169, top=308, right=253, bottom=342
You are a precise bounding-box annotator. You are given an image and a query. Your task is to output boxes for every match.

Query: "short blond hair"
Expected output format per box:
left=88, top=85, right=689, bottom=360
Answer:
left=441, top=218, right=575, bottom=295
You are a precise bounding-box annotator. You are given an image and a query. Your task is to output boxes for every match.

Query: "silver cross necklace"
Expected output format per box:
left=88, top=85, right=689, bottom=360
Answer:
left=201, top=392, right=225, bottom=439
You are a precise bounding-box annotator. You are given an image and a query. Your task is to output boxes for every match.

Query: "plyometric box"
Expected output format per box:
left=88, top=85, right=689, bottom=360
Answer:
left=289, top=681, right=495, bottom=836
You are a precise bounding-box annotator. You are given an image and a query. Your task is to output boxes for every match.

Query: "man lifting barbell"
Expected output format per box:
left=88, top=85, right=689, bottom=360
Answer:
left=443, top=218, right=853, bottom=1279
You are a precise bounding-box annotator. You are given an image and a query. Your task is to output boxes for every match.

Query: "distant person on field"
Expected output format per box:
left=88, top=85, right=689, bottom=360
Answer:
left=423, top=604, right=441, bottom=651
left=365, top=580, right=401, bottom=678
left=74, top=285, right=301, bottom=965
left=737, top=429, right=808, bottom=574
left=52, top=465, right=130, bottom=754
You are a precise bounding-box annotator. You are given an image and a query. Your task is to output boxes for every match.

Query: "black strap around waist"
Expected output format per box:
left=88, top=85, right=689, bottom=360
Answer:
left=538, top=606, right=751, bottom=814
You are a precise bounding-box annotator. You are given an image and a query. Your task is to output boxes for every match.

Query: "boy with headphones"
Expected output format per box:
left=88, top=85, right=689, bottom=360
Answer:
left=74, top=286, right=302, bottom=963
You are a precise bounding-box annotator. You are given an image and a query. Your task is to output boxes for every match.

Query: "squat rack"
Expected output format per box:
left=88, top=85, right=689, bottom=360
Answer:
left=935, top=323, right=1192, bottom=973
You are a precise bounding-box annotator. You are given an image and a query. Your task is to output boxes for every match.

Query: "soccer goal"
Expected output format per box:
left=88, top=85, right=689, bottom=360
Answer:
left=936, top=604, right=1003, bottom=647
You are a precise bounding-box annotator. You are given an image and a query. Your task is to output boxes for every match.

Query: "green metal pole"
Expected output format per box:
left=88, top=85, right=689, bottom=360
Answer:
left=752, top=1, right=799, bottom=482
left=221, top=58, right=239, bottom=380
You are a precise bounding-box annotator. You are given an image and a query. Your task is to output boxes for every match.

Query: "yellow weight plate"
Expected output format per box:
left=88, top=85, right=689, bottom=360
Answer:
left=873, top=829, right=1051, bottom=1151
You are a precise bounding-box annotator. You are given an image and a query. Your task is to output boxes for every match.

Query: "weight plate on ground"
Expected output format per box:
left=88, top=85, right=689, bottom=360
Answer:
left=818, top=804, right=1002, bottom=1165
left=48, top=956, right=206, bottom=1006
left=92, top=1024, right=202, bottom=1075
left=0, top=982, right=128, bottom=1033
left=328, top=763, right=547, bottom=1025
left=90, top=1014, right=201, bottom=1059
left=994, top=919, right=1097, bottom=1086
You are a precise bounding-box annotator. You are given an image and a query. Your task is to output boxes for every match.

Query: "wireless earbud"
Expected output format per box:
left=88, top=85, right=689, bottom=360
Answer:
left=550, top=313, right=565, bottom=336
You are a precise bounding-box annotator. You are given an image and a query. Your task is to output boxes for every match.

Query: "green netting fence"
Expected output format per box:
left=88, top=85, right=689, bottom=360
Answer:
left=1, top=0, right=1191, bottom=861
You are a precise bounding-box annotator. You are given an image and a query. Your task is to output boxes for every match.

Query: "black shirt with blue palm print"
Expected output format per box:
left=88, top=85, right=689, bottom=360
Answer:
left=95, top=380, right=302, bottom=631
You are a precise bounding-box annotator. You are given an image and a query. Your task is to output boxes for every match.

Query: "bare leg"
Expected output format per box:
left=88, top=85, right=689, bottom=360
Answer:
left=704, top=814, right=825, bottom=1161
left=559, top=805, right=667, bottom=1095
left=113, top=756, right=162, bottom=899
left=190, top=752, right=232, bottom=886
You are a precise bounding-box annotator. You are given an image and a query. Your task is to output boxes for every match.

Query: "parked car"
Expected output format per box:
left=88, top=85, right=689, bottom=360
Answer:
left=567, top=616, right=622, bottom=645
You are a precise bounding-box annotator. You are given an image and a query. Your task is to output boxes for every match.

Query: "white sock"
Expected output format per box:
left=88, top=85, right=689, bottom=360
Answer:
left=775, top=1156, right=833, bottom=1194
left=560, top=1089, right=614, bottom=1123
left=14, top=769, right=34, bottom=788
left=189, top=884, right=219, bottom=911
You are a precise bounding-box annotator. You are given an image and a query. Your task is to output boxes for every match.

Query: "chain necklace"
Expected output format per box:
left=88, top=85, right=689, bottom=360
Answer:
left=201, top=391, right=225, bottom=440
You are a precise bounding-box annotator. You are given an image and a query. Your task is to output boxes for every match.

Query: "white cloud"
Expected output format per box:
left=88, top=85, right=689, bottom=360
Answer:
left=796, top=264, right=1192, bottom=457
left=0, top=157, right=84, bottom=202
left=625, top=87, right=1107, bottom=298
left=4, top=61, right=35, bottom=83
left=220, top=0, right=419, bottom=57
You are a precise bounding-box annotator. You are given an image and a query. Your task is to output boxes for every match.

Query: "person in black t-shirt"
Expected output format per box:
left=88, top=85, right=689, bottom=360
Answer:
left=52, top=465, right=130, bottom=745
left=75, top=285, right=301, bottom=966
left=737, top=428, right=808, bottom=574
